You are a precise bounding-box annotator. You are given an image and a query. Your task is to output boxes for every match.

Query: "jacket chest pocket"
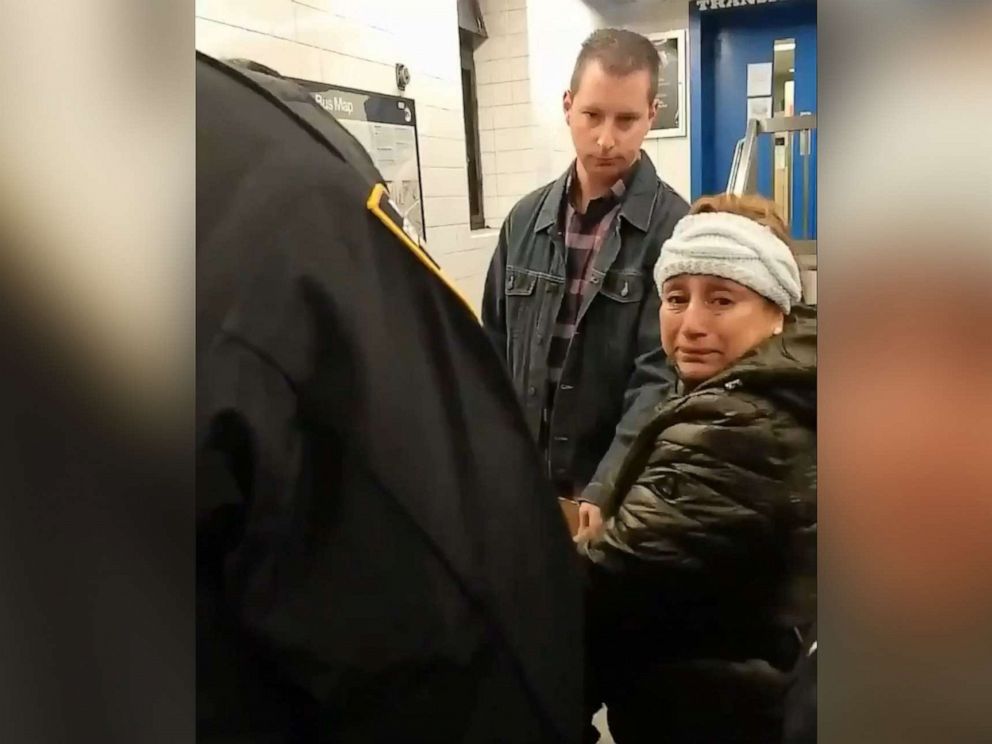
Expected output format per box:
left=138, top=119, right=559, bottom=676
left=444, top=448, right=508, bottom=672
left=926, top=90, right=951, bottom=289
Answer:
left=599, top=271, right=646, bottom=305
left=504, top=266, right=540, bottom=336
left=594, top=271, right=647, bottom=357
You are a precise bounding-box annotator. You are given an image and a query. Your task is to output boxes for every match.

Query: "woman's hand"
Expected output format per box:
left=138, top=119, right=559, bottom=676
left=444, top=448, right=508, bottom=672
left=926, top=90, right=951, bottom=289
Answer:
left=574, top=502, right=604, bottom=543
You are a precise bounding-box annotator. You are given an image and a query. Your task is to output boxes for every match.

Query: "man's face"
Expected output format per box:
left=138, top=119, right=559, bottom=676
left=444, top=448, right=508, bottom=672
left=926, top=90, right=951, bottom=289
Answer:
left=563, top=59, right=657, bottom=186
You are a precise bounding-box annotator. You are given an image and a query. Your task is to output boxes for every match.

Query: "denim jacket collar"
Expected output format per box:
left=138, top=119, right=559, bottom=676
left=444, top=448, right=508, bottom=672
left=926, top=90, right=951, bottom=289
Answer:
left=534, top=150, right=659, bottom=234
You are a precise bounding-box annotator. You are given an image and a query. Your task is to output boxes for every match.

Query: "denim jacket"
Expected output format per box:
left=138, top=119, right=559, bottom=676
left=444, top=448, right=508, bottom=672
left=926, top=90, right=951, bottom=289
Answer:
left=482, top=153, right=689, bottom=503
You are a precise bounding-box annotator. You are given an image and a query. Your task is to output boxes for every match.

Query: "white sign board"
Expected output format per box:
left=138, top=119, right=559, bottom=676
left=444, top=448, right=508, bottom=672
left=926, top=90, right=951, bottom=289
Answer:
left=747, top=63, right=773, bottom=97
left=747, top=96, right=773, bottom=121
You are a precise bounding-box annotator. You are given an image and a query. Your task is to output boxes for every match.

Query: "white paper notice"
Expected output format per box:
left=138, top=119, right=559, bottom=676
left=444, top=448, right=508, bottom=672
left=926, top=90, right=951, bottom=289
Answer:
left=747, top=63, right=773, bottom=97
left=747, top=96, right=773, bottom=121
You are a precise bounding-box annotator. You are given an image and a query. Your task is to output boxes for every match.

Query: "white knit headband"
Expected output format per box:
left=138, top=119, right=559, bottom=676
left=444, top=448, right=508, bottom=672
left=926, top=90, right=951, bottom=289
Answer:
left=653, top=212, right=803, bottom=313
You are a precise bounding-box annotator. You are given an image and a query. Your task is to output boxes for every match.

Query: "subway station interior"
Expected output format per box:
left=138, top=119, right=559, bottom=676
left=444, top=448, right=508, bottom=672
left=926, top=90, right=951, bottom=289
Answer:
left=196, top=0, right=819, bottom=741
left=197, top=0, right=817, bottom=313
left=4, top=1, right=991, bottom=741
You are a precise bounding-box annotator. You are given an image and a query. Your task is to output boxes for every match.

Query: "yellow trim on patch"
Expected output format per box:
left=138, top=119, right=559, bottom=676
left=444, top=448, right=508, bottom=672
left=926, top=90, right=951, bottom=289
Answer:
left=366, top=183, right=477, bottom=319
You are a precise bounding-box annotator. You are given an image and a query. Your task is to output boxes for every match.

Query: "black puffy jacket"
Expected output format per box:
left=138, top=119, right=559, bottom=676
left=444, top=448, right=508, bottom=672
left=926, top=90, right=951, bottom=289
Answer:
left=582, top=305, right=817, bottom=743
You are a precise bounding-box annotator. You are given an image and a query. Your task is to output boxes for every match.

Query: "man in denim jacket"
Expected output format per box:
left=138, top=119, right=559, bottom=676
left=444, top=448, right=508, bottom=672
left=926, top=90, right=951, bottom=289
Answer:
left=483, top=29, right=688, bottom=535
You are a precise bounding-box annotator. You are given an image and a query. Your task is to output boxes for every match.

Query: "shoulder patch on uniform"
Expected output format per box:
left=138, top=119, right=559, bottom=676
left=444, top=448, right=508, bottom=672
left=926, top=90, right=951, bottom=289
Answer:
left=366, top=183, right=434, bottom=264
left=365, top=183, right=476, bottom=318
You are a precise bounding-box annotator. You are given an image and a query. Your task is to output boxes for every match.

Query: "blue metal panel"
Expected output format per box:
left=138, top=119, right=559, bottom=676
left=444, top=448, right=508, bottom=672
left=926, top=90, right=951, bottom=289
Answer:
left=690, top=0, right=816, bottom=237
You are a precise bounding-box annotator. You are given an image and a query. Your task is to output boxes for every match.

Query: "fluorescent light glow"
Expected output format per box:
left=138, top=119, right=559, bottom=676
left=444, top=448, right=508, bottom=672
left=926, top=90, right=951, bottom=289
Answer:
left=775, top=41, right=796, bottom=52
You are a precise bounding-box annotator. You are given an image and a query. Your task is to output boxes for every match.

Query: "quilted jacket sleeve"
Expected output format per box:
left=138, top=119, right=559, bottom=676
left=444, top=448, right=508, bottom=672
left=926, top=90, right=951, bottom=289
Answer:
left=583, top=390, right=808, bottom=583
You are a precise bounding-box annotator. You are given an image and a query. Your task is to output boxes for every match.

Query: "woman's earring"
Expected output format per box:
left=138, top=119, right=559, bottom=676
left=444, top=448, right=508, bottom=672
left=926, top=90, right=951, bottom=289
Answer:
left=773, top=326, right=784, bottom=336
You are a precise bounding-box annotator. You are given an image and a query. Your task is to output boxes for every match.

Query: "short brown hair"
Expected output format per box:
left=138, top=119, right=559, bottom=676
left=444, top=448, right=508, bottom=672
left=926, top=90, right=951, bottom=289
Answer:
left=690, top=193, right=794, bottom=249
left=570, top=29, right=659, bottom=105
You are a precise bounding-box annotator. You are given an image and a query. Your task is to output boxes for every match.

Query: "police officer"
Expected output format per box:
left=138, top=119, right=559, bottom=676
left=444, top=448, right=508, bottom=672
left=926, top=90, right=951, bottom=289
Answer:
left=196, top=53, right=582, bottom=743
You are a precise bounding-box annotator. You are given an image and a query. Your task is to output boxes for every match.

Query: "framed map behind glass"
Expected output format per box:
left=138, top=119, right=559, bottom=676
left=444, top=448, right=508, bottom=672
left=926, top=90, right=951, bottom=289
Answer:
left=646, top=29, right=687, bottom=139
left=292, top=78, right=427, bottom=243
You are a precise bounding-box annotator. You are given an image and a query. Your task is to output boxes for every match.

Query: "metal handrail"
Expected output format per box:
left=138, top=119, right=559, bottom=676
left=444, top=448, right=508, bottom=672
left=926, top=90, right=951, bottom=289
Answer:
left=728, top=139, right=744, bottom=190
left=727, top=118, right=760, bottom=196
left=726, top=114, right=816, bottom=228
left=724, top=114, right=818, bottom=303
left=759, top=113, right=816, bottom=133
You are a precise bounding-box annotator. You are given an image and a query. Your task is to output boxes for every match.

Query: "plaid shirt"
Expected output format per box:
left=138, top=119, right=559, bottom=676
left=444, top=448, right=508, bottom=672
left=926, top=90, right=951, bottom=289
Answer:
left=547, top=164, right=633, bottom=386
left=541, top=162, right=636, bottom=459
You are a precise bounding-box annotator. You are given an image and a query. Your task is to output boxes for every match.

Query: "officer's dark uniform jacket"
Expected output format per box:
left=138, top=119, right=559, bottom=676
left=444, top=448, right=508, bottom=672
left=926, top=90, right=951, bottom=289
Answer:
left=196, top=53, right=582, bottom=743
left=581, top=306, right=817, bottom=742
left=482, top=158, right=688, bottom=498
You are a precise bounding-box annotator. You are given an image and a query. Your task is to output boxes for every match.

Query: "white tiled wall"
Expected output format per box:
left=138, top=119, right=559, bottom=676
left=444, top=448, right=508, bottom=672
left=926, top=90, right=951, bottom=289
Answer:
left=196, top=0, right=492, bottom=310
left=474, top=0, right=538, bottom=230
